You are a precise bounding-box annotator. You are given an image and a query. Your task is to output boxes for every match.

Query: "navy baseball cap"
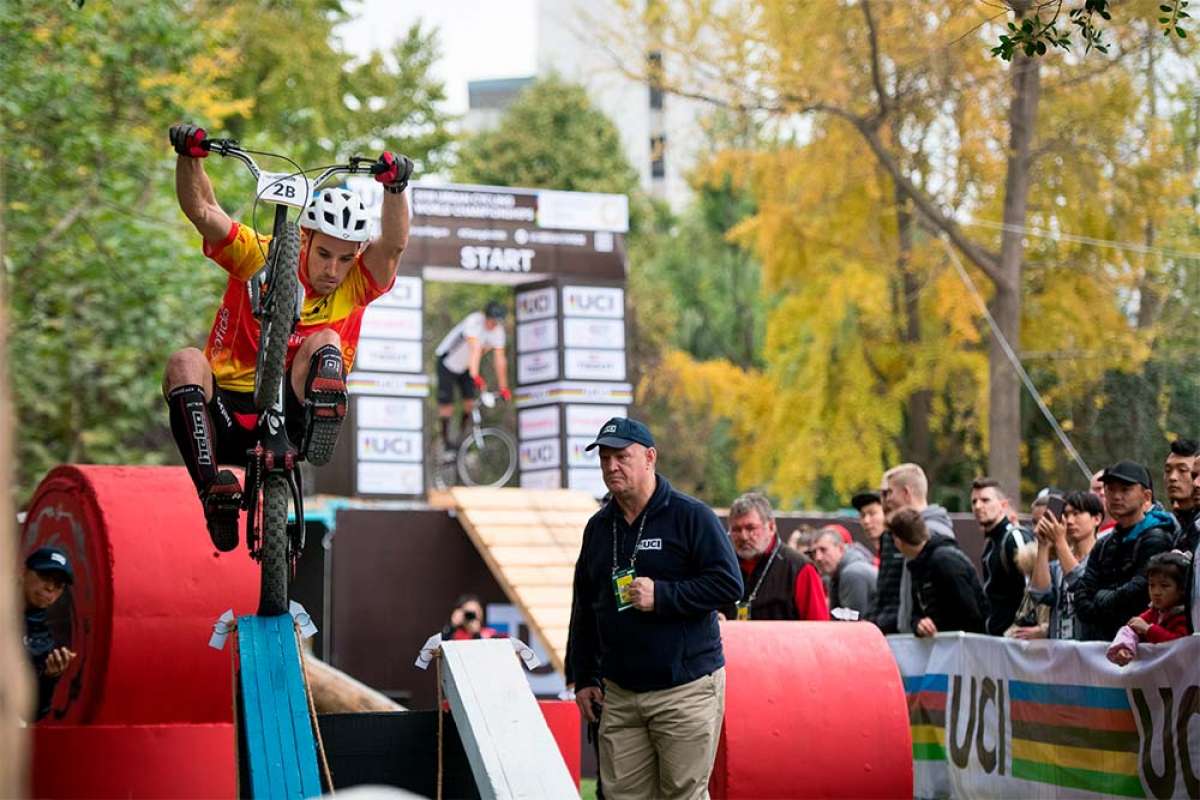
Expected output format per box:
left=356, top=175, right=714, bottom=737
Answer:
left=585, top=417, right=655, bottom=451
left=25, top=546, right=74, bottom=585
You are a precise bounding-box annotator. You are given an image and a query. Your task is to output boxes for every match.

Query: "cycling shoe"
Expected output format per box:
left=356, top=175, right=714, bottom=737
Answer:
left=202, top=470, right=242, bottom=552
left=302, top=372, right=347, bottom=466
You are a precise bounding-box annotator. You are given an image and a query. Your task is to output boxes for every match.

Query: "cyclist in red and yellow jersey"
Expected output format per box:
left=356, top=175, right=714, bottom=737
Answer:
left=162, top=124, right=414, bottom=551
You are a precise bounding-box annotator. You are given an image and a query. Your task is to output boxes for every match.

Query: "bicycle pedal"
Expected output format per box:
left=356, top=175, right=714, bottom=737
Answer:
left=202, top=471, right=242, bottom=552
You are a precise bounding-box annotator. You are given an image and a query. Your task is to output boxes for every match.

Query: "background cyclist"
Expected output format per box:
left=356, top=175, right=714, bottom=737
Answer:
left=435, top=301, right=511, bottom=454
left=162, top=123, right=414, bottom=551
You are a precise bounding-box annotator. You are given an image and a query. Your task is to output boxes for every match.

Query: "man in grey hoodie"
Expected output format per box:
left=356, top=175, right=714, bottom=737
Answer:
left=877, top=463, right=957, bottom=634
left=811, top=527, right=877, bottom=618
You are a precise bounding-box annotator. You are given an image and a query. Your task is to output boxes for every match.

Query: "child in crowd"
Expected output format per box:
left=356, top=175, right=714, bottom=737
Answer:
left=1106, top=551, right=1191, bottom=666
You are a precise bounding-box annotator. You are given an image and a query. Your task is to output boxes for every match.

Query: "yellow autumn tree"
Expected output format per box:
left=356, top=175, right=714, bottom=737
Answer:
left=614, top=0, right=1198, bottom=504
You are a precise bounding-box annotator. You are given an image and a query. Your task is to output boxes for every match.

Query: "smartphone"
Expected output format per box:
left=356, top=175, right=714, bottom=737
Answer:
left=1045, top=492, right=1066, bottom=521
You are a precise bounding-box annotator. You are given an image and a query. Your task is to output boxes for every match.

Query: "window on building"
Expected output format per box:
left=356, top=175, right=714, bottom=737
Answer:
left=650, top=134, right=666, bottom=178
left=647, top=51, right=664, bottom=110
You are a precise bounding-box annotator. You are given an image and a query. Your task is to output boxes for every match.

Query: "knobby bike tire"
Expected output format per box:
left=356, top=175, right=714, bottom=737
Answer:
left=253, top=222, right=301, bottom=411
left=257, top=472, right=290, bottom=616
left=457, top=428, right=517, bottom=488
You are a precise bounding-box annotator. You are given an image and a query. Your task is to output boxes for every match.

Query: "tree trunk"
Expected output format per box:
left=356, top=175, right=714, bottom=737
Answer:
left=0, top=143, right=32, bottom=795
left=990, top=48, right=1040, bottom=501
left=895, top=184, right=931, bottom=468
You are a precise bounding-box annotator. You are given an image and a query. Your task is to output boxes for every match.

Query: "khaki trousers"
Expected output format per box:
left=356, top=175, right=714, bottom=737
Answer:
left=599, top=668, right=725, bottom=800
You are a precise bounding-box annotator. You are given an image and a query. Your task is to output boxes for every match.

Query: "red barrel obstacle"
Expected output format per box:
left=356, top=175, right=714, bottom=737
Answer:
left=21, top=465, right=259, bottom=797
left=713, top=621, right=912, bottom=799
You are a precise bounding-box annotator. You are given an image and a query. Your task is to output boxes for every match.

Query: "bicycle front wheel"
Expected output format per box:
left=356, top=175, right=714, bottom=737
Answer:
left=257, top=472, right=290, bottom=616
left=253, top=222, right=301, bottom=411
left=457, top=428, right=517, bottom=487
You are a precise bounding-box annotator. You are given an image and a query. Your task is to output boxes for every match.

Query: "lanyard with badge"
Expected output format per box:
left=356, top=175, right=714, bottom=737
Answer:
left=613, top=512, right=649, bottom=612
left=736, top=541, right=781, bottom=621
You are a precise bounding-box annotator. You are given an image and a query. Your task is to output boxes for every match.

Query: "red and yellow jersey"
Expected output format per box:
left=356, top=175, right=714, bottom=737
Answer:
left=201, top=222, right=393, bottom=393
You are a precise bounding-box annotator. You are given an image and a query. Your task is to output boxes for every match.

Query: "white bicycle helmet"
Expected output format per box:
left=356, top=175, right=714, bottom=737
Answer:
left=300, top=188, right=371, bottom=242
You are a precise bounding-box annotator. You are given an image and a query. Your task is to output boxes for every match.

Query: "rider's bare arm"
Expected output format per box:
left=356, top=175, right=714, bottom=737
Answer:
left=492, top=347, right=509, bottom=392
left=175, top=156, right=234, bottom=245
left=362, top=187, right=410, bottom=287
left=466, top=337, right=483, bottom=380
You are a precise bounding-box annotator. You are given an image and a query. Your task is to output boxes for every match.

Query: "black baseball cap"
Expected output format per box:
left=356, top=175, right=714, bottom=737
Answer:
left=25, top=546, right=74, bottom=585
left=585, top=417, right=655, bottom=451
left=851, top=491, right=882, bottom=511
left=1101, top=461, right=1154, bottom=490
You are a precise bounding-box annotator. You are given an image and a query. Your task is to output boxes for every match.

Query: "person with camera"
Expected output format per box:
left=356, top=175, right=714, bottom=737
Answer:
left=441, top=594, right=502, bottom=641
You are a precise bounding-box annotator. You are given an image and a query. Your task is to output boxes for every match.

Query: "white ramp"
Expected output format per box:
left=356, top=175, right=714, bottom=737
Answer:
left=440, top=639, right=578, bottom=799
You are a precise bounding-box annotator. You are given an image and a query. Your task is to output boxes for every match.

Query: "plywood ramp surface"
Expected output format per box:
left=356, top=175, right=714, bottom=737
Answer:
left=448, top=487, right=599, bottom=675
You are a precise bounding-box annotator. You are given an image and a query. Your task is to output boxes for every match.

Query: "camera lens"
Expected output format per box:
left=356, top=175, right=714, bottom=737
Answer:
left=463, top=610, right=478, bottom=622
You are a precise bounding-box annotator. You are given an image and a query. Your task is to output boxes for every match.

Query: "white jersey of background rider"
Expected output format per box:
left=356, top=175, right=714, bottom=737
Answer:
left=435, top=311, right=506, bottom=374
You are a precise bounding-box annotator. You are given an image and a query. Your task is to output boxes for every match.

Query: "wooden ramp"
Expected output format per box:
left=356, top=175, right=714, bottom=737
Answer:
left=235, top=615, right=323, bottom=799
left=438, top=487, right=598, bottom=674
left=441, top=638, right=578, bottom=799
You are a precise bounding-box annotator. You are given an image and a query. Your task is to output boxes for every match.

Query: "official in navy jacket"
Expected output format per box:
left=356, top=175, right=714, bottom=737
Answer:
left=569, top=417, right=742, bottom=800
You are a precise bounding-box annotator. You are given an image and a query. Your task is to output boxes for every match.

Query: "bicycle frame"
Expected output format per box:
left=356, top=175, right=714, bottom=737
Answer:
left=201, top=138, right=383, bottom=564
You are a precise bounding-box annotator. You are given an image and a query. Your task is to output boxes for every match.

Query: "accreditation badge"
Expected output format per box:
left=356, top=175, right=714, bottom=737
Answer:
left=613, top=568, right=635, bottom=612
left=735, top=601, right=751, bottom=621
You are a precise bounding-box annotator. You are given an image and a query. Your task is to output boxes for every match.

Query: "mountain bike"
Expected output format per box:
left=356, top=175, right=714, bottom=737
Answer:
left=431, top=392, right=517, bottom=489
left=201, top=135, right=389, bottom=616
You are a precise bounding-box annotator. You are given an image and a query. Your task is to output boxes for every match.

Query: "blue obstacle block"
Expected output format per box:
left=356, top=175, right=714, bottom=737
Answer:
left=236, top=614, right=323, bottom=799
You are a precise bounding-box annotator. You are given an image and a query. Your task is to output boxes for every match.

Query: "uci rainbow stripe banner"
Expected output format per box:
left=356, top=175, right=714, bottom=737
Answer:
left=890, top=633, right=1200, bottom=799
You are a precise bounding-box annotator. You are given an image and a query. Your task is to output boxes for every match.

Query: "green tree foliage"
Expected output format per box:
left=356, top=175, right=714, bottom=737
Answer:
left=1, top=0, right=451, bottom=504
left=454, top=77, right=640, bottom=196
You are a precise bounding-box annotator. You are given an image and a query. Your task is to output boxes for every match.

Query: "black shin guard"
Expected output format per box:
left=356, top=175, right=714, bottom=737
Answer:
left=440, top=416, right=451, bottom=447
left=460, top=411, right=472, bottom=441
left=167, top=384, right=219, bottom=493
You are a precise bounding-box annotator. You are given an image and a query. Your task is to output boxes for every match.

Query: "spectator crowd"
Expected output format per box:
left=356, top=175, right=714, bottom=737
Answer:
left=567, top=418, right=1199, bottom=800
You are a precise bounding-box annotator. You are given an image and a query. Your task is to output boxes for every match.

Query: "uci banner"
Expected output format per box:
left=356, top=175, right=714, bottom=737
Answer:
left=888, top=632, right=1200, bottom=799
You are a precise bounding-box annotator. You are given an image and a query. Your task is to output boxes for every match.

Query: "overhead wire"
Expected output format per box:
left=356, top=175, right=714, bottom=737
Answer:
left=938, top=235, right=1095, bottom=483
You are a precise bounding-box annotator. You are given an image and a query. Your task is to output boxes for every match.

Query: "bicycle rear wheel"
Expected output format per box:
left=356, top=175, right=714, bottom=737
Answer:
left=257, top=472, right=290, bottom=616
left=457, top=428, right=517, bottom=487
left=253, top=222, right=301, bottom=411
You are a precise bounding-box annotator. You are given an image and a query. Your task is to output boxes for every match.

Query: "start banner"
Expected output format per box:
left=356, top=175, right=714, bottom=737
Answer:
left=888, top=633, right=1200, bottom=800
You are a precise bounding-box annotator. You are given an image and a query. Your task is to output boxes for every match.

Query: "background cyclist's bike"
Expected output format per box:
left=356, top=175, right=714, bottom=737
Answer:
left=431, top=392, right=517, bottom=489
left=199, top=134, right=390, bottom=616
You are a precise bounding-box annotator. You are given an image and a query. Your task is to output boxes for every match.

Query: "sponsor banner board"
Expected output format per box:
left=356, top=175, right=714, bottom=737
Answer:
left=356, top=461, right=423, bottom=495
left=566, top=436, right=600, bottom=468
left=356, top=429, right=423, bottom=463
left=518, top=437, right=561, bottom=471
left=566, top=404, right=627, bottom=437
left=355, top=339, right=423, bottom=373
left=563, top=348, right=625, bottom=381
left=356, top=396, right=423, bottom=430
left=515, top=286, right=557, bottom=322
left=518, top=405, right=560, bottom=441
left=361, top=306, right=423, bottom=340
left=517, top=350, right=559, bottom=385
left=520, top=468, right=562, bottom=490
left=347, top=371, right=430, bottom=397
left=372, top=275, right=423, bottom=309
left=562, top=286, right=624, bottom=319
left=563, top=317, right=625, bottom=349
left=515, top=381, right=633, bottom=408
left=517, top=318, right=558, bottom=353
left=889, top=633, right=1200, bottom=800
left=568, top=468, right=607, bottom=498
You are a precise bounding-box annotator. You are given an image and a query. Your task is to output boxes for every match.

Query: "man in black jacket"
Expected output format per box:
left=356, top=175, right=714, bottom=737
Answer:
left=1075, top=461, right=1176, bottom=640
left=569, top=417, right=742, bottom=800
left=1164, top=439, right=1199, bottom=538
left=970, top=477, right=1033, bottom=635
left=889, top=508, right=987, bottom=636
